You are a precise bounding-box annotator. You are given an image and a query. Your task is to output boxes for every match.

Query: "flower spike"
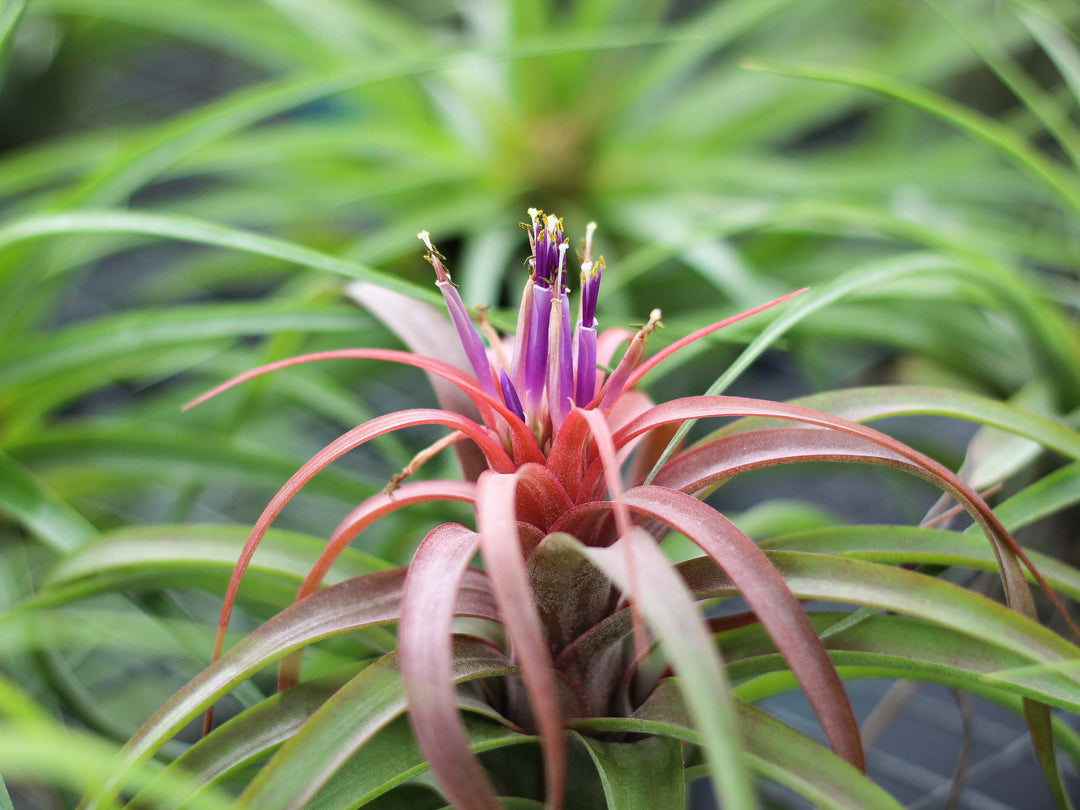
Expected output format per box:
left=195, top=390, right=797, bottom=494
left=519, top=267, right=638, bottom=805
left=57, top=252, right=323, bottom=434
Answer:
left=547, top=241, right=575, bottom=430
left=575, top=254, right=603, bottom=405
left=420, top=231, right=499, bottom=400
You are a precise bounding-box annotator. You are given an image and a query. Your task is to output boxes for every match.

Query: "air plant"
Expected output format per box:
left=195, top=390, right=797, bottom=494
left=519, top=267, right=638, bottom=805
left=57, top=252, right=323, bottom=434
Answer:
left=81, top=211, right=1080, bottom=810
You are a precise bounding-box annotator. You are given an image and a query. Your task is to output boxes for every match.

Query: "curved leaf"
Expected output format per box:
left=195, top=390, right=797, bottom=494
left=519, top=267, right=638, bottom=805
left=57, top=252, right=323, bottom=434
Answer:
left=615, top=486, right=863, bottom=771
left=399, top=524, right=502, bottom=810
left=574, top=732, right=683, bottom=810
left=760, top=526, right=1080, bottom=604
left=0, top=449, right=96, bottom=552
left=475, top=472, right=567, bottom=810
left=0, top=303, right=372, bottom=389
left=0, top=210, right=442, bottom=306
left=580, top=530, right=756, bottom=810
left=680, top=551, right=1080, bottom=673
left=37, top=524, right=390, bottom=609
left=572, top=682, right=902, bottom=810
left=723, top=612, right=1080, bottom=712
left=237, top=639, right=514, bottom=810
left=708, top=385, right=1080, bottom=461
left=78, top=569, right=498, bottom=810
left=746, top=58, right=1080, bottom=216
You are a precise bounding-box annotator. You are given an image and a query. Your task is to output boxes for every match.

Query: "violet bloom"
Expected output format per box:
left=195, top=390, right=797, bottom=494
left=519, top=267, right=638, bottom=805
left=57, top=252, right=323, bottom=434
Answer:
left=420, top=210, right=606, bottom=448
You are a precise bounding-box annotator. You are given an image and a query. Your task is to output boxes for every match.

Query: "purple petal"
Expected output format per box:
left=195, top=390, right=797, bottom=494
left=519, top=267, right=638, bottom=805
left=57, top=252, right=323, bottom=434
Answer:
left=574, top=322, right=597, bottom=406
left=579, top=257, right=603, bottom=328
left=524, top=284, right=552, bottom=414
left=419, top=232, right=498, bottom=400
left=437, top=280, right=498, bottom=400
left=509, top=277, right=534, bottom=394
left=500, top=367, right=526, bottom=422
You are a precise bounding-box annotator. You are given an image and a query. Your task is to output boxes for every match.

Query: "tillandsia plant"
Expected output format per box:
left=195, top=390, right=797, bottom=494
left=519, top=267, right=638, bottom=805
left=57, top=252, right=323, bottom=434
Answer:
left=78, top=211, right=1080, bottom=810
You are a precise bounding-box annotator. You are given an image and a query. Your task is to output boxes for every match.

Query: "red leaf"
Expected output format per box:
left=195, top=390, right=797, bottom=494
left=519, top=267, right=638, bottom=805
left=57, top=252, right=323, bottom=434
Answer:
left=578, top=409, right=648, bottom=659
left=622, top=485, right=864, bottom=772
left=614, top=395, right=1075, bottom=635
left=400, top=523, right=504, bottom=810
left=206, top=408, right=512, bottom=732
left=652, top=427, right=916, bottom=494
left=545, top=410, right=592, bottom=500
left=183, top=348, right=544, bottom=466
left=278, top=479, right=476, bottom=689
left=476, top=472, right=566, bottom=810
left=623, top=288, right=807, bottom=393
left=513, top=463, right=575, bottom=534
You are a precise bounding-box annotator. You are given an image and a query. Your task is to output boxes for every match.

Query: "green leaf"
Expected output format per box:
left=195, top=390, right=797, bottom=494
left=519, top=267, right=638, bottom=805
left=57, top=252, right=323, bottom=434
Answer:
left=0, top=210, right=443, bottom=308
left=727, top=385, right=1080, bottom=460
left=1019, top=8, right=1080, bottom=110
left=573, top=683, right=902, bottom=810
left=575, top=733, right=684, bottom=810
left=0, top=769, right=13, bottom=810
left=0, top=721, right=234, bottom=810
left=38, top=524, right=391, bottom=610
left=724, top=612, right=1080, bottom=713
left=991, top=461, right=1080, bottom=532
left=680, top=551, right=1080, bottom=676
left=78, top=570, right=411, bottom=810
left=579, top=531, right=756, bottom=810
left=645, top=249, right=1080, bottom=480
left=0, top=303, right=372, bottom=389
left=132, top=665, right=362, bottom=809
left=79, top=570, right=496, bottom=810
left=308, top=714, right=532, bottom=810
left=742, top=59, right=1080, bottom=218
left=238, top=641, right=516, bottom=810
left=0, top=448, right=97, bottom=552
left=759, top=525, right=1080, bottom=605
left=8, top=424, right=379, bottom=505
left=0, top=0, right=26, bottom=66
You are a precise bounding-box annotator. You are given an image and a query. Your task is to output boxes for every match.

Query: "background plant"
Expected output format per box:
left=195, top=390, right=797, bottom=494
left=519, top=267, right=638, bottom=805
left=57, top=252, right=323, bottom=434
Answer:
left=4, top=0, right=1080, bottom=808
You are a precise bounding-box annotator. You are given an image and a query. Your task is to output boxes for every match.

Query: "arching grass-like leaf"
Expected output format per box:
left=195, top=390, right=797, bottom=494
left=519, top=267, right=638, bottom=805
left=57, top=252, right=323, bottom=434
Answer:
left=760, top=526, right=1080, bottom=604
left=573, top=682, right=902, bottom=810
left=579, top=530, right=756, bottom=810
left=742, top=60, right=1080, bottom=218
left=722, top=612, right=1080, bottom=713
left=37, top=524, right=390, bottom=610
left=711, top=385, right=1080, bottom=460
left=0, top=211, right=442, bottom=306
left=0, top=449, right=96, bottom=552
left=680, top=551, right=1080, bottom=674
left=78, top=570, right=497, bottom=810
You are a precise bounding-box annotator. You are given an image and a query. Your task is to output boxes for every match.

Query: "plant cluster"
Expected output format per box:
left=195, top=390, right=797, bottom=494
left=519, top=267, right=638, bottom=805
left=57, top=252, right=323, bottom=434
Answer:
left=4, top=1, right=1080, bottom=809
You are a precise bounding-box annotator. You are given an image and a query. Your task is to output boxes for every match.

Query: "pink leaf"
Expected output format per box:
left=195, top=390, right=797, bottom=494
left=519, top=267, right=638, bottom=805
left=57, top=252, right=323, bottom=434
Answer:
left=278, top=479, right=476, bottom=689
left=206, top=408, right=513, bottom=732
left=183, top=348, right=544, bottom=466
left=476, top=472, right=566, bottom=810
left=400, top=523, right=504, bottom=810
left=623, top=288, right=808, bottom=393
left=612, top=395, right=1075, bottom=635
left=579, top=408, right=650, bottom=663
left=623, top=485, right=864, bottom=772
left=652, top=427, right=917, bottom=494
